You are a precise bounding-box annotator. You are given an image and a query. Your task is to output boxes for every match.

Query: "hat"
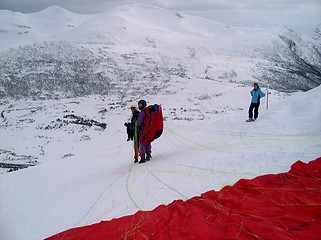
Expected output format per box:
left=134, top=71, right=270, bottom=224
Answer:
left=130, top=105, right=138, bottom=110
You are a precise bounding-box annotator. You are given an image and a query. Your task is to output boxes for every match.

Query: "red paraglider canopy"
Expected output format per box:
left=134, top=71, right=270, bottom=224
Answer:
left=46, top=157, right=321, bottom=240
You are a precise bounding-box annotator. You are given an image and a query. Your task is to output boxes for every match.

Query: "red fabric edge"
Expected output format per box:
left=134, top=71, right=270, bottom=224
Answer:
left=46, top=157, right=321, bottom=240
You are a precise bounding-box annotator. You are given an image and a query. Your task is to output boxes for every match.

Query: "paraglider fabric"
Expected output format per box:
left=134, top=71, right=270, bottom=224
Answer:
left=46, top=157, right=321, bottom=240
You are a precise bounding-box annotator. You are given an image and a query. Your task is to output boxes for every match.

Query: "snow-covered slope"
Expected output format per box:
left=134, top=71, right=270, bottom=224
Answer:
left=0, top=79, right=320, bottom=239
left=0, top=4, right=320, bottom=100
left=0, top=4, right=320, bottom=240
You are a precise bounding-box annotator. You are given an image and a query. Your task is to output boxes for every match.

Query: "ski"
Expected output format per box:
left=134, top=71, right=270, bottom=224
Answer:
left=246, top=119, right=256, bottom=122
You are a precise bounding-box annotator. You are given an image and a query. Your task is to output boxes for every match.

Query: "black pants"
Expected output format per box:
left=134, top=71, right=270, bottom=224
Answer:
left=124, top=123, right=134, bottom=141
left=249, top=103, right=260, bottom=119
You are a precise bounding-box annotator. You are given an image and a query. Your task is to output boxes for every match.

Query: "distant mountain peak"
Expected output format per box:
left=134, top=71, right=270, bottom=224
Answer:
left=36, top=5, right=75, bottom=16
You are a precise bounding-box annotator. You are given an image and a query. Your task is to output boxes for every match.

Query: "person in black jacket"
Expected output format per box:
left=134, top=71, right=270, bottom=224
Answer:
left=124, top=105, right=140, bottom=141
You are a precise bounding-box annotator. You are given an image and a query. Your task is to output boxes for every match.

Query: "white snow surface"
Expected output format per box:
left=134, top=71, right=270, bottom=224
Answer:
left=0, top=83, right=320, bottom=240
left=0, top=4, right=320, bottom=240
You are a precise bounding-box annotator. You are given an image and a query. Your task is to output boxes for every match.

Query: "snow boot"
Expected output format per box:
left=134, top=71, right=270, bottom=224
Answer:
left=139, top=158, right=146, bottom=164
left=146, top=153, right=152, bottom=161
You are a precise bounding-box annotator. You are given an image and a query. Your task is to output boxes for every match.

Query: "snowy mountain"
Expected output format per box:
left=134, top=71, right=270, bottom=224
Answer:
left=0, top=4, right=321, bottom=240
left=0, top=5, right=320, bottom=100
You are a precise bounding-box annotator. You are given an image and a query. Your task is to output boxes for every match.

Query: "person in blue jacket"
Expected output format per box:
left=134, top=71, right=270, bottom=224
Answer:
left=248, top=83, right=265, bottom=121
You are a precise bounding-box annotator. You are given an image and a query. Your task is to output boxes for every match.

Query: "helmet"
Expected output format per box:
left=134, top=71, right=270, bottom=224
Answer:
left=254, top=83, right=259, bottom=87
left=138, top=99, right=147, bottom=110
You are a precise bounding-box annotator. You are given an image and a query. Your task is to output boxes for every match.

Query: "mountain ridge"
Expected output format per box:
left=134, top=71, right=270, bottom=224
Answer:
left=0, top=5, right=320, bottom=99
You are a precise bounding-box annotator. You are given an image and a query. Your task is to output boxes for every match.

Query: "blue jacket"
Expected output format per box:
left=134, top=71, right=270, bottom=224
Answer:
left=250, top=88, right=265, bottom=104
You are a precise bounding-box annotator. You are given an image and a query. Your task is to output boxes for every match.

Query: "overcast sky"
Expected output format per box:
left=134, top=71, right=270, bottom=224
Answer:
left=0, top=0, right=320, bottom=26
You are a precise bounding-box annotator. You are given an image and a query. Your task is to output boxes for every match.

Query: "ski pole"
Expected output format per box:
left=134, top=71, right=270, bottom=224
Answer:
left=266, top=84, right=269, bottom=110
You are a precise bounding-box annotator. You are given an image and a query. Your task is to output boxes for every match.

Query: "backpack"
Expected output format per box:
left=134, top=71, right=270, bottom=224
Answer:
left=140, top=104, right=163, bottom=144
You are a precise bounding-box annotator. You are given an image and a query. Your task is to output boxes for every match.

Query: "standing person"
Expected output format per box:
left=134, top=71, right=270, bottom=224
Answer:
left=124, top=105, right=140, bottom=162
left=248, top=83, right=266, bottom=122
left=137, top=99, right=152, bottom=164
